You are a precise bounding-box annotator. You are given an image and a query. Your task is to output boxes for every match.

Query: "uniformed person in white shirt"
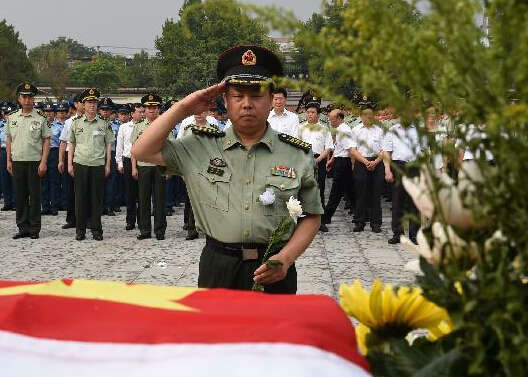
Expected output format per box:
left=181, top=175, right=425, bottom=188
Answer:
left=320, top=109, right=354, bottom=232
left=58, top=94, right=84, bottom=229
left=383, top=121, right=421, bottom=244
left=298, top=97, right=334, bottom=208
left=116, top=104, right=140, bottom=230
left=351, top=101, right=385, bottom=233
left=267, top=88, right=300, bottom=137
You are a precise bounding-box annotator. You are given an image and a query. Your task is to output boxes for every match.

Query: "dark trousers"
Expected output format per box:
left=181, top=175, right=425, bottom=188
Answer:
left=12, top=161, right=41, bottom=234
left=42, top=148, right=61, bottom=212
left=198, top=239, right=297, bottom=294
left=354, top=158, right=384, bottom=227
left=322, top=157, right=353, bottom=223
left=314, top=154, right=327, bottom=208
left=182, top=181, right=196, bottom=231
left=74, top=163, right=104, bottom=236
left=391, top=161, right=420, bottom=238
left=63, top=151, right=76, bottom=225
left=123, top=157, right=138, bottom=226
left=104, top=151, right=119, bottom=210
left=138, top=165, right=166, bottom=236
left=0, top=148, right=15, bottom=207
left=165, top=176, right=177, bottom=209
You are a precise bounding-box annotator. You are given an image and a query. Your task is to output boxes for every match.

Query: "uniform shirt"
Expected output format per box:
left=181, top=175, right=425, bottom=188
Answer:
left=69, top=115, right=115, bottom=166
left=268, top=108, right=300, bottom=138
left=382, top=123, right=421, bottom=162
left=109, top=120, right=120, bottom=152
left=351, top=123, right=384, bottom=158
left=333, top=123, right=354, bottom=158
left=50, top=120, right=64, bottom=148
left=161, top=125, right=323, bottom=244
left=457, top=124, right=494, bottom=161
left=6, top=109, right=51, bottom=162
left=0, top=120, right=7, bottom=148
left=131, top=119, right=174, bottom=166
left=298, top=121, right=334, bottom=155
left=60, top=115, right=80, bottom=152
left=115, top=120, right=136, bottom=168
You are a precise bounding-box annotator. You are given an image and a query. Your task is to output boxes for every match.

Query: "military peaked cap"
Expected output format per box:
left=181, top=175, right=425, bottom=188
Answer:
left=16, top=82, right=39, bottom=96
left=80, top=88, right=101, bottom=103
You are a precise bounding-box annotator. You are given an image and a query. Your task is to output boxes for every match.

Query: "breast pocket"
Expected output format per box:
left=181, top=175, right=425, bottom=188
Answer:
left=263, top=176, right=300, bottom=216
left=30, top=125, right=42, bottom=141
left=196, top=169, right=231, bottom=212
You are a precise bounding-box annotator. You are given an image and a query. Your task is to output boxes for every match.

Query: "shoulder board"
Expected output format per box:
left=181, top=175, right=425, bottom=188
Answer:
left=7, top=109, right=19, bottom=117
left=36, top=110, right=45, bottom=118
left=72, top=115, right=81, bottom=121
left=191, top=125, right=225, bottom=138
left=278, top=133, right=312, bottom=153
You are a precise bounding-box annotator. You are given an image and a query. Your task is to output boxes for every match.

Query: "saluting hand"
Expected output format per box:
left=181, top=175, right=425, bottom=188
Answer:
left=179, top=82, right=227, bottom=117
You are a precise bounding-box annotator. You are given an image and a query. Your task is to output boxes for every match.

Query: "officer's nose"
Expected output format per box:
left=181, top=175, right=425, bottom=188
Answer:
left=241, top=95, right=253, bottom=110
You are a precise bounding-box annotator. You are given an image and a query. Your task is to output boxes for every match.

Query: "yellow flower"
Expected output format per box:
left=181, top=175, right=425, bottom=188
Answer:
left=340, top=279, right=452, bottom=354
left=355, top=323, right=370, bottom=356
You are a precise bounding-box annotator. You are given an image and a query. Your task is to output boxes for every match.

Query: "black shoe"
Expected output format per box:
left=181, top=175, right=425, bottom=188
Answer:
left=353, top=224, right=365, bottom=232
left=156, top=234, right=165, bottom=240
left=113, top=207, right=121, bottom=212
left=371, top=226, right=382, bottom=233
left=93, top=233, right=103, bottom=241
left=388, top=235, right=401, bottom=244
left=107, top=210, right=116, bottom=216
left=62, top=223, right=76, bottom=229
left=102, top=208, right=108, bottom=215
left=186, top=230, right=199, bottom=240
left=13, top=232, right=30, bottom=239
left=125, top=224, right=135, bottom=231
left=76, top=234, right=86, bottom=241
left=319, top=224, right=329, bottom=232
left=137, top=233, right=152, bottom=240
left=41, top=209, right=51, bottom=215
left=30, top=233, right=39, bottom=239
left=183, top=224, right=189, bottom=230
left=50, top=210, right=58, bottom=216
left=1, top=206, right=13, bottom=211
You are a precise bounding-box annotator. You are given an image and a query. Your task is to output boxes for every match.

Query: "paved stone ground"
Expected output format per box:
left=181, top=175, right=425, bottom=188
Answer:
left=0, top=184, right=416, bottom=299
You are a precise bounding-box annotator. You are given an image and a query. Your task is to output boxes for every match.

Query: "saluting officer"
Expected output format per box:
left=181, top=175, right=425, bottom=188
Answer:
left=131, top=45, right=323, bottom=294
left=68, top=88, right=115, bottom=241
left=6, top=82, right=51, bottom=239
left=131, top=94, right=168, bottom=240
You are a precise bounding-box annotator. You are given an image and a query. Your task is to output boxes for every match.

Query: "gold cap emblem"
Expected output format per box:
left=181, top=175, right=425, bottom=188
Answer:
left=103, top=98, right=108, bottom=104
left=24, top=83, right=31, bottom=89
left=242, top=50, right=256, bottom=66
left=313, top=97, right=318, bottom=101
left=149, top=95, right=154, bottom=101
left=89, top=89, right=95, bottom=95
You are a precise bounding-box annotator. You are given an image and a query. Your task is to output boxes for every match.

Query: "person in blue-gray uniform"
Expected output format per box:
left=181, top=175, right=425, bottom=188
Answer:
left=0, top=102, right=16, bottom=211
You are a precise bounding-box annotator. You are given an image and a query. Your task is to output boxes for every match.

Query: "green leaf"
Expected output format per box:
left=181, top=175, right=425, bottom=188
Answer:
left=266, top=260, right=284, bottom=268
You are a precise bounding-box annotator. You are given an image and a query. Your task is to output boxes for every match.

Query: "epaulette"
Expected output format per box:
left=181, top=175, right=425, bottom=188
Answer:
left=36, top=110, right=45, bottom=118
left=191, top=125, right=225, bottom=137
left=278, top=133, right=312, bottom=153
left=72, top=115, right=81, bottom=121
left=7, top=109, right=19, bottom=117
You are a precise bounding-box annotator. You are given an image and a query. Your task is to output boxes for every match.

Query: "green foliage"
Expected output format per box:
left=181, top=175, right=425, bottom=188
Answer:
left=70, top=55, right=124, bottom=91
left=254, top=0, right=528, bottom=375
left=29, top=37, right=97, bottom=62
left=29, top=42, right=70, bottom=98
left=125, top=51, right=156, bottom=88
left=0, top=19, right=34, bottom=100
left=155, top=0, right=276, bottom=95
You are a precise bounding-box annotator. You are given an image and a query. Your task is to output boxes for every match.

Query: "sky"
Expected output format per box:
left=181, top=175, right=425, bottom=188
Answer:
left=1, top=0, right=322, bottom=54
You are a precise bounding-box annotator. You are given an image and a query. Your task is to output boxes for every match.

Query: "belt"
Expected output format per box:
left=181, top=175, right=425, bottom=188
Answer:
left=206, top=236, right=269, bottom=261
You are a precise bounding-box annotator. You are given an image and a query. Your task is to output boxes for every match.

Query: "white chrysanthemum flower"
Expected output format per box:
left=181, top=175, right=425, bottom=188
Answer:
left=259, top=188, right=275, bottom=205
left=286, top=196, right=304, bottom=224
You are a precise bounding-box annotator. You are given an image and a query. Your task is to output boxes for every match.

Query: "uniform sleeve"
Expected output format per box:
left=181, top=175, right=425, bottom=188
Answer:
left=115, top=126, right=124, bottom=168
left=59, top=123, right=70, bottom=142
left=325, top=130, right=334, bottom=150
left=160, top=136, right=198, bottom=177
left=105, top=122, right=115, bottom=145
left=5, top=116, right=11, bottom=138
left=297, top=158, right=324, bottom=215
left=130, top=126, right=139, bottom=144
left=68, top=122, right=76, bottom=144
left=342, top=127, right=354, bottom=150
left=383, top=129, right=393, bottom=152
left=41, top=118, right=51, bottom=138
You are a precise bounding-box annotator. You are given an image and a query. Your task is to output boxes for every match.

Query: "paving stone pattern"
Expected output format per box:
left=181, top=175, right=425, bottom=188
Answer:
left=0, top=182, right=416, bottom=299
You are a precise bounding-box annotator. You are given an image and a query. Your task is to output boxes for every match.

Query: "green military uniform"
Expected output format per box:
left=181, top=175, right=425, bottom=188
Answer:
left=69, top=92, right=115, bottom=240
left=130, top=115, right=168, bottom=239
left=161, top=124, right=323, bottom=292
left=7, top=83, right=51, bottom=237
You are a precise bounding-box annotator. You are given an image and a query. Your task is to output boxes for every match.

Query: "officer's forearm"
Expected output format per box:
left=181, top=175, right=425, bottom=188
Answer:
left=132, top=103, right=188, bottom=162
left=279, top=214, right=321, bottom=265
left=382, top=151, right=392, bottom=172
left=320, top=148, right=331, bottom=159
left=58, top=141, right=66, bottom=162
left=106, top=144, right=111, bottom=168
left=6, top=137, right=11, bottom=163
left=68, top=144, right=75, bottom=167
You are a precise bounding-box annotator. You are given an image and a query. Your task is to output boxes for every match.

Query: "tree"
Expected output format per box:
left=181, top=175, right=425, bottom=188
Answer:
left=70, top=55, right=123, bottom=91
left=29, top=37, right=97, bottom=62
left=124, top=50, right=156, bottom=88
left=29, top=42, right=70, bottom=98
left=155, top=0, right=277, bottom=95
left=0, top=19, right=34, bottom=100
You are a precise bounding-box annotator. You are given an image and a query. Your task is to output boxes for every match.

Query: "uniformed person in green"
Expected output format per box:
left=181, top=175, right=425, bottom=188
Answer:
left=6, top=82, right=51, bottom=239
left=130, top=93, right=167, bottom=240
left=68, top=88, right=115, bottom=241
left=131, top=45, right=323, bottom=294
